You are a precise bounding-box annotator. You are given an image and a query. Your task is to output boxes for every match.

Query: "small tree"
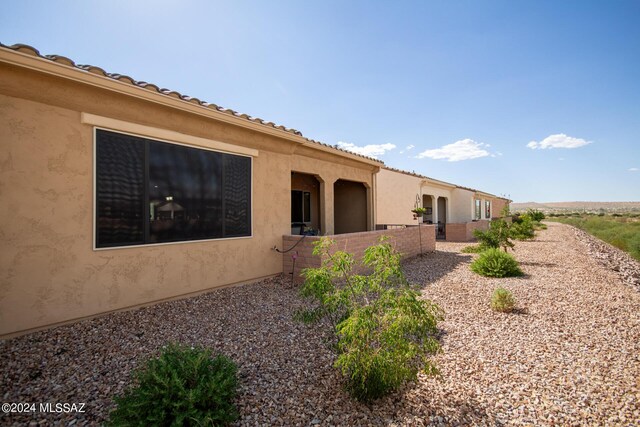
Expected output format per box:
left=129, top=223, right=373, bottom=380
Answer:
left=473, top=219, right=515, bottom=252
left=297, top=237, right=443, bottom=402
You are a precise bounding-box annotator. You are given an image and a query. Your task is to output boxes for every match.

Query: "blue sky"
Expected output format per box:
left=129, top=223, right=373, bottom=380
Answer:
left=1, top=0, right=639, bottom=202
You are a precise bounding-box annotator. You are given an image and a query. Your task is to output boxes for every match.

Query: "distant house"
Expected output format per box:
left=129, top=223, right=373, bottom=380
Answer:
left=376, top=168, right=509, bottom=241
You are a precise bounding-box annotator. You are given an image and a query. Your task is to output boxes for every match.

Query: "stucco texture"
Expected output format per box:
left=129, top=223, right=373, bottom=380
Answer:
left=0, top=63, right=375, bottom=336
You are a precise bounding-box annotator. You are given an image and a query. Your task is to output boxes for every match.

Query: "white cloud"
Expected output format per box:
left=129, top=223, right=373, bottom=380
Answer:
left=416, top=139, right=492, bottom=162
left=527, top=133, right=592, bottom=150
left=629, top=167, right=639, bottom=172
left=336, top=141, right=396, bottom=158
left=406, top=144, right=415, bottom=150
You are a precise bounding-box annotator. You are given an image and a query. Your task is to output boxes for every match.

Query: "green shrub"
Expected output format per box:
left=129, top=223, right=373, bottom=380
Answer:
left=510, top=215, right=536, bottom=240
left=470, top=248, right=523, bottom=278
left=526, top=209, right=545, bottom=222
left=107, top=344, right=238, bottom=427
left=491, top=287, right=516, bottom=313
left=299, top=237, right=443, bottom=402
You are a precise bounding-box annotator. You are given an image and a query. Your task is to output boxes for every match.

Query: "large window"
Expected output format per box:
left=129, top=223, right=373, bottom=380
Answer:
left=96, top=129, right=251, bottom=248
left=485, top=200, right=491, bottom=219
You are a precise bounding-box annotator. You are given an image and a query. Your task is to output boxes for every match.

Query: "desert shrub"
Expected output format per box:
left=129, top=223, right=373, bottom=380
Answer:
left=510, top=215, right=536, bottom=240
left=107, top=344, right=238, bottom=427
left=299, top=238, right=443, bottom=402
left=473, top=219, right=514, bottom=251
left=470, top=248, right=523, bottom=278
left=526, top=209, right=545, bottom=222
left=491, top=287, right=516, bottom=313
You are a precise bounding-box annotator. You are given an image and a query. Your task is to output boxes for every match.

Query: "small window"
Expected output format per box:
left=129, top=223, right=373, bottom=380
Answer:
left=485, top=200, right=491, bottom=219
left=291, top=190, right=311, bottom=223
left=96, top=129, right=251, bottom=248
left=474, top=199, right=481, bottom=220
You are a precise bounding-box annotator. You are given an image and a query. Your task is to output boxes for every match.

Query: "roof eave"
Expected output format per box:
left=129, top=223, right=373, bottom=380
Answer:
left=0, top=45, right=383, bottom=167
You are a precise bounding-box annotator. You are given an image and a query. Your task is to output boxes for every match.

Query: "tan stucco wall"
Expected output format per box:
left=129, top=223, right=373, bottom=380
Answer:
left=449, top=188, right=474, bottom=223
left=375, top=168, right=454, bottom=226
left=374, top=168, right=421, bottom=225
left=0, top=63, right=375, bottom=336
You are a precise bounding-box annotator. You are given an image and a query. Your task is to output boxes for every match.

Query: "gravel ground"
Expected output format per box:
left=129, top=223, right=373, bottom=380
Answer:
left=568, top=223, right=640, bottom=291
left=1, top=222, right=639, bottom=426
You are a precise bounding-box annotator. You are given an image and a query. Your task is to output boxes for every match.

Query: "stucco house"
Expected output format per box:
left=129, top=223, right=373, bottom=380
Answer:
left=376, top=167, right=509, bottom=241
left=0, top=43, right=505, bottom=338
left=0, top=43, right=396, bottom=337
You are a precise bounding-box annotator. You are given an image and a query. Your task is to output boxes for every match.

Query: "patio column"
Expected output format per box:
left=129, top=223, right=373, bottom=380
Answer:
left=432, top=195, right=438, bottom=224
left=318, top=176, right=335, bottom=235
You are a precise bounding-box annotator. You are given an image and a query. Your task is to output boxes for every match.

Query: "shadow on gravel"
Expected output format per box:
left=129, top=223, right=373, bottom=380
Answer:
left=386, top=390, right=495, bottom=426
left=403, top=251, right=473, bottom=288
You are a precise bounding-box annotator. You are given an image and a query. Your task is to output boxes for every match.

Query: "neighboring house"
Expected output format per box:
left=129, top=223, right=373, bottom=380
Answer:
left=0, top=44, right=384, bottom=337
left=376, top=168, right=510, bottom=241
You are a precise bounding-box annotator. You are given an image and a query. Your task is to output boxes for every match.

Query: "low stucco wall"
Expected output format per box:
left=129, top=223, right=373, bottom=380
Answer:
left=446, top=220, right=491, bottom=242
left=283, top=225, right=436, bottom=282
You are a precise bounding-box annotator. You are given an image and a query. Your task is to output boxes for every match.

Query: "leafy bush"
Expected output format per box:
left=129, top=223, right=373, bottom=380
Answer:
left=299, top=238, right=443, bottom=402
left=473, top=219, right=514, bottom=251
left=491, top=287, right=516, bottom=313
left=107, top=344, right=238, bottom=426
left=470, top=248, right=523, bottom=278
left=510, top=215, right=536, bottom=240
left=526, top=209, right=545, bottom=222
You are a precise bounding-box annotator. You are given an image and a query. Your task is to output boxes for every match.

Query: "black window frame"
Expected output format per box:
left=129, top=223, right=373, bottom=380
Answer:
left=94, top=128, right=252, bottom=249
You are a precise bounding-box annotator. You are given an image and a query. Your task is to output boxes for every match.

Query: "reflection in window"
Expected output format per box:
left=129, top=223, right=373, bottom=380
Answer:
left=96, top=131, right=145, bottom=247
left=149, top=141, right=223, bottom=243
left=475, top=199, right=481, bottom=220
left=485, top=200, right=491, bottom=219
left=96, top=129, right=251, bottom=248
left=291, top=190, right=311, bottom=223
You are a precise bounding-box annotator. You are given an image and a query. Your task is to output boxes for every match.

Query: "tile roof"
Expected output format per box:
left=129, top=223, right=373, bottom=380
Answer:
left=383, top=166, right=509, bottom=200
left=0, top=42, right=383, bottom=164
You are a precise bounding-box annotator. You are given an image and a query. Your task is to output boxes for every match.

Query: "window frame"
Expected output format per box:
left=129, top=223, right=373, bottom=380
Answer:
left=93, top=126, right=254, bottom=251
left=291, top=190, right=311, bottom=224
left=485, top=200, right=491, bottom=219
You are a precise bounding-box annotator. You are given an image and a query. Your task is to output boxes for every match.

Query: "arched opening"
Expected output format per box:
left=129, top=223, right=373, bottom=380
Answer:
left=291, top=172, right=321, bottom=235
left=334, top=179, right=367, bottom=234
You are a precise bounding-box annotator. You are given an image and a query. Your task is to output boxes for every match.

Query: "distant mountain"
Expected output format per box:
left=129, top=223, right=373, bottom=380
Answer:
left=511, top=201, right=640, bottom=212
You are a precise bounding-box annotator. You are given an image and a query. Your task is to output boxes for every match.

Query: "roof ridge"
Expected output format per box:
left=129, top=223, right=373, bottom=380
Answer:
left=0, top=42, right=383, bottom=164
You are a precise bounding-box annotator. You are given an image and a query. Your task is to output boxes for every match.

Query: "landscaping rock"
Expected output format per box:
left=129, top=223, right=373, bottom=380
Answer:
left=0, top=222, right=638, bottom=426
